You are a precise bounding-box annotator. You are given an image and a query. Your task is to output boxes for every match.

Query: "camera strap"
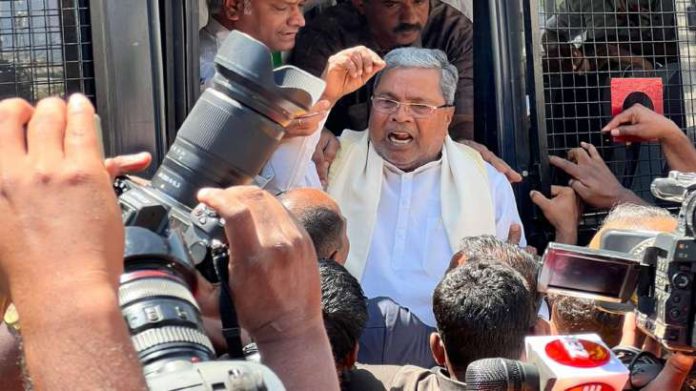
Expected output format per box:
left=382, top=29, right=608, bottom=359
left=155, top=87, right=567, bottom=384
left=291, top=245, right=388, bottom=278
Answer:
left=212, top=246, right=245, bottom=359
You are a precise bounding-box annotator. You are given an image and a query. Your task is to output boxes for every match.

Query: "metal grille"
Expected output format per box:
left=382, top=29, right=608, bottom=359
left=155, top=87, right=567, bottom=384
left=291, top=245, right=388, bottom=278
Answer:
left=537, top=0, right=695, bottom=242
left=0, top=0, right=94, bottom=102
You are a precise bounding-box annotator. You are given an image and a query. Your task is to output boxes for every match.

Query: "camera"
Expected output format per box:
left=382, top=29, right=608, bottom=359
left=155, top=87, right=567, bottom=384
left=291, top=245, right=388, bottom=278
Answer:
left=539, top=171, right=696, bottom=352
left=115, top=31, right=325, bottom=389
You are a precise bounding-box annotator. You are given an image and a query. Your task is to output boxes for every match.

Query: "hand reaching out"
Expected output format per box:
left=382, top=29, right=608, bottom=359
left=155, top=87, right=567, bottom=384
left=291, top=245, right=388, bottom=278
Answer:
left=549, top=142, right=645, bottom=209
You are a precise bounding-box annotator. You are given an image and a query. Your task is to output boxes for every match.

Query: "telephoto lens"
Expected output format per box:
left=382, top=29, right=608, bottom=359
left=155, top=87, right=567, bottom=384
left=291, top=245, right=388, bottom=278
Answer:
left=149, top=30, right=325, bottom=208
left=120, top=227, right=214, bottom=375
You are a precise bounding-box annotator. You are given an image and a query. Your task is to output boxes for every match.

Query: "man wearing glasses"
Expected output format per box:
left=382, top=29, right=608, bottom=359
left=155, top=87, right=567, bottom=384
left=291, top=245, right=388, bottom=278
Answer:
left=263, top=46, right=524, bottom=328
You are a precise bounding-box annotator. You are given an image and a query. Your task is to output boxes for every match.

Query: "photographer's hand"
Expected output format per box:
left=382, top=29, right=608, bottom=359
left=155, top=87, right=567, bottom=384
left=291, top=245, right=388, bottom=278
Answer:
left=549, top=142, right=646, bottom=209
left=602, top=104, right=696, bottom=172
left=198, top=186, right=339, bottom=391
left=321, top=46, right=386, bottom=106
left=0, top=95, right=145, bottom=390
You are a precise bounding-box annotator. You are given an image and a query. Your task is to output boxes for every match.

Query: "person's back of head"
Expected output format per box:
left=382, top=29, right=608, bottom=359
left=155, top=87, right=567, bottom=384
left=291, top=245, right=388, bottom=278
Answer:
left=590, top=203, right=676, bottom=249
left=280, top=188, right=350, bottom=263
left=318, top=259, right=368, bottom=374
left=549, top=294, right=624, bottom=347
left=449, top=235, right=542, bottom=306
left=431, top=260, right=536, bottom=380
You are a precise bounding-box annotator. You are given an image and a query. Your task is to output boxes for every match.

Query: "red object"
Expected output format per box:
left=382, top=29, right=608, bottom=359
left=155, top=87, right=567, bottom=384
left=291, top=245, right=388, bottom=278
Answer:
left=545, top=337, right=611, bottom=368
left=565, top=383, right=615, bottom=391
left=610, top=78, right=663, bottom=143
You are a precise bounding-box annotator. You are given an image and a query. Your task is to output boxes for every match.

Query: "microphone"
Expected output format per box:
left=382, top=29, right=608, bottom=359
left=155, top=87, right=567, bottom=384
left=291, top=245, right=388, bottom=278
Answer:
left=466, top=334, right=629, bottom=391
left=465, top=358, right=539, bottom=391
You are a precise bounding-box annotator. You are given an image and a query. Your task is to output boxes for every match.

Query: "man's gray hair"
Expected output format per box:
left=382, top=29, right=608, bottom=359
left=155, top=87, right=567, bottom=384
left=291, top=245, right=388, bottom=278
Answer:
left=373, top=47, right=458, bottom=105
left=602, top=203, right=674, bottom=230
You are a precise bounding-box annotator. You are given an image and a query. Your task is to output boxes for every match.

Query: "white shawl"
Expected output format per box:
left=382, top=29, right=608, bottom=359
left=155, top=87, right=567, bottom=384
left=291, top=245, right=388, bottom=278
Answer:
left=328, top=130, right=497, bottom=280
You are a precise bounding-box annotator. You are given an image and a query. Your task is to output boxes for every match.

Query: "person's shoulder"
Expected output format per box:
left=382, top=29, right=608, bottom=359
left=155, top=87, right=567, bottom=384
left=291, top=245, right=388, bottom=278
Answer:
left=301, top=2, right=363, bottom=35
left=483, top=162, right=512, bottom=191
left=352, top=364, right=437, bottom=390
left=423, top=0, right=472, bottom=47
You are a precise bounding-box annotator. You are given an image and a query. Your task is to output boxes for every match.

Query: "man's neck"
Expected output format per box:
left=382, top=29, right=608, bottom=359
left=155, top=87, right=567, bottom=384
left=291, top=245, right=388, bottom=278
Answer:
left=213, top=14, right=237, bottom=31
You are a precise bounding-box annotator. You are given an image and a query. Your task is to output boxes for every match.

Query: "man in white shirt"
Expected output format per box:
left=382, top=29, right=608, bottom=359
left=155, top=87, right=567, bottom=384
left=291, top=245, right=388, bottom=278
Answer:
left=264, top=46, right=524, bottom=326
left=199, top=0, right=307, bottom=86
left=199, top=0, right=331, bottom=136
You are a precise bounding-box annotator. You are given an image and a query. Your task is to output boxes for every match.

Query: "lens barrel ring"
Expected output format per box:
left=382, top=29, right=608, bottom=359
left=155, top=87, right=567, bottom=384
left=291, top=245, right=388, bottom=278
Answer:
left=119, top=277, right=200, bottom=310
left=131, top=325, right=215, bottom=355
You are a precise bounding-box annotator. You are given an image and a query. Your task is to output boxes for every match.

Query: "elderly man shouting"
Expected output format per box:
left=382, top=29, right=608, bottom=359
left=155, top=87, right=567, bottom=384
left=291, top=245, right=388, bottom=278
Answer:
left=264, top=46, right=524, bottom=326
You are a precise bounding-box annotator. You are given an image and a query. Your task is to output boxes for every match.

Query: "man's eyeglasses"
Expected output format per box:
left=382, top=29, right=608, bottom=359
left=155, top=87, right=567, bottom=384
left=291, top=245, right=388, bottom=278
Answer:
left=371, top=96, right=452, bottom=118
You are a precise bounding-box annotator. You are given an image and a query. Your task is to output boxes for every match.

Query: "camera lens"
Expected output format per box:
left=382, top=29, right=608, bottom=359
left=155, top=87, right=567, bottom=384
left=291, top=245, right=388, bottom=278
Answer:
left=150, top=31, right=324, bottom=208
left=120, top=270, right=215, bottom=375
left=121, top=227, right=215, bottom=375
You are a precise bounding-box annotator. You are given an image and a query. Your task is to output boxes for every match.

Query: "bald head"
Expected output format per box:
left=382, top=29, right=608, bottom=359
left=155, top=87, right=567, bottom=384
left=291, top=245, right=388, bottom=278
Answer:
left=280, top=188, right=342, bottom=216
left=589, top=203, right=677, bottom=249
left=279, top=188, right=350, bottom=264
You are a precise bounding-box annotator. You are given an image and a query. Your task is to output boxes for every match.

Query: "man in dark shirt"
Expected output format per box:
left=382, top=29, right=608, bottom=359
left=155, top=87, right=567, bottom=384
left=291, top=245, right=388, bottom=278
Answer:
left=288, top=0, right=474, bottom=140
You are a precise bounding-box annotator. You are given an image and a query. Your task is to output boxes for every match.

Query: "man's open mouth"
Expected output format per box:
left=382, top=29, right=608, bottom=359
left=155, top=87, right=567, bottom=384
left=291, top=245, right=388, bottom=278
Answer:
left=388, top=131, right=414, bottom=145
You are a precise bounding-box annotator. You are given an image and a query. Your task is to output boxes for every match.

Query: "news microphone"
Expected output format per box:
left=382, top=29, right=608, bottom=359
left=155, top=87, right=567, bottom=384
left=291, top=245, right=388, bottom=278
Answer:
left=465, top=358, right=539, bottom=391
left=466, top=334, right=629, bottom=391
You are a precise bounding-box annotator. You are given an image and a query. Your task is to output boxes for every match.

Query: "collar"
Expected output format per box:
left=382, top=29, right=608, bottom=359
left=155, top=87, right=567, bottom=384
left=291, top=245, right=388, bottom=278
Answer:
left=204, top=17, right=231, bottom=45
left=382, top=149, right=445, bottom=175
left=433, top=367, right=467, bottom=391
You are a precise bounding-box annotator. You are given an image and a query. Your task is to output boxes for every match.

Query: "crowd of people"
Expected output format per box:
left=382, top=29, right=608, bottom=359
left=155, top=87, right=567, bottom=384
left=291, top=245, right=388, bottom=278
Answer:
left=3, top=0, right=696, bottom=389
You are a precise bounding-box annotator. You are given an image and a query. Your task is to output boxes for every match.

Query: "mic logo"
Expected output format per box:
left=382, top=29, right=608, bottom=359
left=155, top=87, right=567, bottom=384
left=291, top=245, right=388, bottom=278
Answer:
left=545, top=337, right=611, bottom=368
left=565, top=383, right=615, bottom=391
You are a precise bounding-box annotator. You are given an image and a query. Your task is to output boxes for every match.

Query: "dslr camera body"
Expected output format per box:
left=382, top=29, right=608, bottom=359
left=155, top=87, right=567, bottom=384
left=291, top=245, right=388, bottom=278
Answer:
left=115, top=31, right=325, bottom=390
left=539, top=171, right=696, bottom=352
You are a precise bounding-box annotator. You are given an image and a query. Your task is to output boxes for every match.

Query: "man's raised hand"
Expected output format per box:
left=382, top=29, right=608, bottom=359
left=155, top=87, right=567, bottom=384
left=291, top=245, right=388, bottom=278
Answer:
left=321, top=46, right=385, bottom=106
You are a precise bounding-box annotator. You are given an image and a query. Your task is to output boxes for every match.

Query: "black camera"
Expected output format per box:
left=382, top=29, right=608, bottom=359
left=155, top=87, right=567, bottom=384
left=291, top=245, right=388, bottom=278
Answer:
left=539, top=171, right=696, bottom=352
left=115, top=31, right=325, bottom=389
left=116, top=29, right=325, bottom=281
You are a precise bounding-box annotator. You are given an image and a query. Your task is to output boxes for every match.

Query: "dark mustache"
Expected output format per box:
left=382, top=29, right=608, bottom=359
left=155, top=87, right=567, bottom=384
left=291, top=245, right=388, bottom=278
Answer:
left=393, top=23, right=422, bottom=34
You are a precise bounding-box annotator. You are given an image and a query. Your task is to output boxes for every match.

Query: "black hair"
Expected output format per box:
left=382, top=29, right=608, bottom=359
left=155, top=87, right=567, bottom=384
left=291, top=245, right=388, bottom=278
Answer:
left=453, top=235, right=542, bottom=307
left=550, top=295, right=624, bottom=348
left=297, top=207, right=345, bottom=260
left=318, top=259, right=368, bottom=366
left=433, top=260, right=536, bottom=373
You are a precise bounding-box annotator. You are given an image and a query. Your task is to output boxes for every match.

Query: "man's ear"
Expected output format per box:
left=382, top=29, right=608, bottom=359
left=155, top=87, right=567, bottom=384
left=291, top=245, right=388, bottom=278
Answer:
left=223, top=0, right=242, bottom=21
left=352, top=0, right=366, bottom=14
left=430, top=332, right=447, bottom=366
left=441, top=106, right=454, bottom=128
left=532, top=317, right=551, bottom=336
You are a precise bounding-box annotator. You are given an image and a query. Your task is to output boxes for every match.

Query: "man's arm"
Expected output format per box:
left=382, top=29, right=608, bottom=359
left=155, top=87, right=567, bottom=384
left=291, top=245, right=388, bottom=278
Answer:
left=0, top=95, right=146, bottom=390
left=602, top=104, right=696, bottom=173
left=261, top=47, right=385, bottom=193
left=485, top=164, right=528, bottom=247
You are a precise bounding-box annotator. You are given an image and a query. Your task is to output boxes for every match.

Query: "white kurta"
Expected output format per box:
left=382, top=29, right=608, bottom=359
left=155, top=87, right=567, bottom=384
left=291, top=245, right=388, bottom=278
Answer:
left=361, top=158, right=523, bottom=326
left=261, top=130, right=525, bottom=326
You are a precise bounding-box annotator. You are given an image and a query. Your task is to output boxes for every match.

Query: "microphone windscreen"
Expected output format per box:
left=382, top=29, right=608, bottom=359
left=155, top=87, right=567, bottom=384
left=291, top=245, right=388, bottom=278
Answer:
left=465, top=358, right=540, bottom=391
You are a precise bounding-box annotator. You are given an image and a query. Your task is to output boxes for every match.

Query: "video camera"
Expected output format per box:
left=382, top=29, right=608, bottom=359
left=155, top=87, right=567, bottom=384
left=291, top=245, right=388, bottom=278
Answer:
left=539, top=171, right=696, bottom=353
left=114, top=31, right=325, bottom=390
